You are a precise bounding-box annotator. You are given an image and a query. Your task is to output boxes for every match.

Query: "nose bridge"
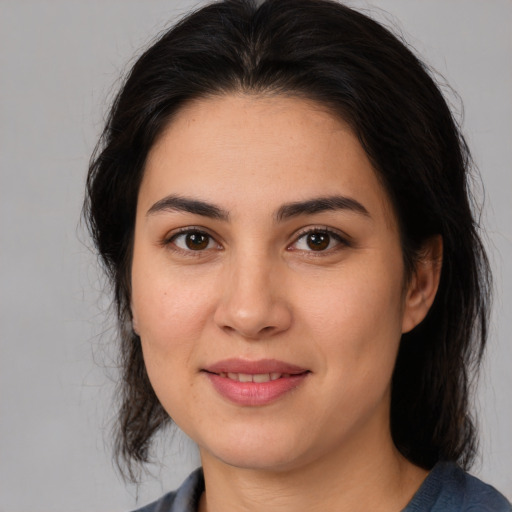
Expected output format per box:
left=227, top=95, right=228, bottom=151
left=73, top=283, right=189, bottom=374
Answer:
left=214, top=245, right=291, bottom=339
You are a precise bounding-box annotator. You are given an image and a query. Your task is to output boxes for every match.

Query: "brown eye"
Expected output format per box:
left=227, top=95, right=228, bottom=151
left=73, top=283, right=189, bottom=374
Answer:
left=185, top=232, right=209, bottom=250
left=170, top=230, right=218, bottom=252
left=306, top=232, right=330, bottom=251
left=290, top=229, right=347, bottom=253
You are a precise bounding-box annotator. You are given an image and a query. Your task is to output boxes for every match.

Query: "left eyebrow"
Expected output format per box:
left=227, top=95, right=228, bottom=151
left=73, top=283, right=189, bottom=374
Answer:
left=146, top=194, right=230, bottom=221
left=275, top=195, right=371, bottom=222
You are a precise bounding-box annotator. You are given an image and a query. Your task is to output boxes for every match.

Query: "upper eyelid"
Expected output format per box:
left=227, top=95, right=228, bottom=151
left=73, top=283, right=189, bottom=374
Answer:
left=161, top=225, right=351, bottom=249
left=157, top=229, right=219, bottom=256
left=291, top=226, right=350, bottom=243
left=288, top=227, right=353, bottom=253
left=162, top=229, right=223, bottom=256
left=164, top=226, right=219, bottom=243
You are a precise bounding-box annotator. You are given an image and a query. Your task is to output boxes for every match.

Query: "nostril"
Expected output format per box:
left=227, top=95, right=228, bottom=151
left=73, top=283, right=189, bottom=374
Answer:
left=213, top=291, right=293, bottom=339
left=220, top=323, right=278, bottom=339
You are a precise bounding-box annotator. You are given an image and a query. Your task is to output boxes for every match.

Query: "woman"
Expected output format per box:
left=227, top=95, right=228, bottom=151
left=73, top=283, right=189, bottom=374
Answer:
left=84, top=0, right=510, bottom=510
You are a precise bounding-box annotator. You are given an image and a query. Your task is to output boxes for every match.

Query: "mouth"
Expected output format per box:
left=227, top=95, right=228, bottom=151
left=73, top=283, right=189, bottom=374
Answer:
left=213, top=371, right=296, bottom=383
left=203, top=357, right=309, bottom=376
left=202, top=359, right=310, bottom=406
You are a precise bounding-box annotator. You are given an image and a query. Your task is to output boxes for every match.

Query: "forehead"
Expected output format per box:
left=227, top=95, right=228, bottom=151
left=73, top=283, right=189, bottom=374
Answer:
left=141, top=93, right=397, bottom=228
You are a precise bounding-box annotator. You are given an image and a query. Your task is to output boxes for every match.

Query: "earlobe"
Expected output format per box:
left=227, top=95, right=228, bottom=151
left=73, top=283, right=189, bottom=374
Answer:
left=401, top=235, right=443, bottom=333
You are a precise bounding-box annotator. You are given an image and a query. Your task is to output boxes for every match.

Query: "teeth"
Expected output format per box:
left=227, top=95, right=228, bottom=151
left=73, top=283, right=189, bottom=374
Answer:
left=253, top=373, right=270, bottom=383
left=221, top=372, right=284, bottom=382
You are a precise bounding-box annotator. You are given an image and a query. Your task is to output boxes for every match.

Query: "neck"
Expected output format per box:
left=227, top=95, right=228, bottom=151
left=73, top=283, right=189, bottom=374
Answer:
left=198, top=421, right=428, bottom=512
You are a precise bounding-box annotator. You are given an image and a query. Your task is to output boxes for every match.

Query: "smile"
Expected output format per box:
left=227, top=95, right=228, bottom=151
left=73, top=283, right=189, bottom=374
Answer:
left=202, top=359, right=310, bottom=406
left=218, top=372, right=290, bottom=382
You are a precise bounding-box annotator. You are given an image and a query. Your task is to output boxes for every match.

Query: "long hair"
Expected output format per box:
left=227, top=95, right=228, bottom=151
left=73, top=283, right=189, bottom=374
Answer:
left=84, top=0, right=491, bottom=481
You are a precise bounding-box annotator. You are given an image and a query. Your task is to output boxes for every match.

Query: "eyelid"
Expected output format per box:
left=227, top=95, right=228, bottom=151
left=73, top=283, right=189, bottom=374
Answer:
left=288, top=226, right=352, bottom=252
left=162, top=226, right=223, bottom=253
left=160, top=225, right=351, bottom=255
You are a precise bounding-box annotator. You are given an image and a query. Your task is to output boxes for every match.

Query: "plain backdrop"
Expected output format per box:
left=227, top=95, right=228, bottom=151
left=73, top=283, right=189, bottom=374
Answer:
left=0, top=1, right=511, bottom=510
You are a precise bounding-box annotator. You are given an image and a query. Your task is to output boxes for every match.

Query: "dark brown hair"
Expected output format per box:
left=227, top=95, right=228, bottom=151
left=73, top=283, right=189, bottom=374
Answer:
left=84, top=0, right=491, bottom=482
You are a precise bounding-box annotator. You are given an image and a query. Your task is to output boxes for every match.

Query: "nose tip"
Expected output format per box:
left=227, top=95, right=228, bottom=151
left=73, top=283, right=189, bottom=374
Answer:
left=213, top=263, right=292, bottom=340
left=217, top=306, right=290, bottom=339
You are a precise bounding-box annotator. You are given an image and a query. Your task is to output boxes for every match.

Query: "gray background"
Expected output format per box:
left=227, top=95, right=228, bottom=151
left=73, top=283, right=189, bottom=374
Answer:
left=0, top=1, right=510, bottom=510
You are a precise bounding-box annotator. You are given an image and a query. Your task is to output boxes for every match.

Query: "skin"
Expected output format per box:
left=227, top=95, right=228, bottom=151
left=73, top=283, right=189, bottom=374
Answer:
left=131, top=94, right=442, bottom=511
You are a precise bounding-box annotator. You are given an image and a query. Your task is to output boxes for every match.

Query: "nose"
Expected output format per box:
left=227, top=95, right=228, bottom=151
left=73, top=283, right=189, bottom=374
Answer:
left=213, top=255, right=292, bottom=340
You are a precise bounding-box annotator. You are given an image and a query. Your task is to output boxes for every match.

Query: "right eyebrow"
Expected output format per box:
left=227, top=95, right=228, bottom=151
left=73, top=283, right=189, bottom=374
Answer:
left=146, top=194, right=230, bottom=221
left=275, top=195, right=370, bottom=222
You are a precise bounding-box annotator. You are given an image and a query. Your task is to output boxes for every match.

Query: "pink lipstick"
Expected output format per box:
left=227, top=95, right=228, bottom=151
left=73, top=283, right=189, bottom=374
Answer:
left=202, top=358, right=310, bottom=406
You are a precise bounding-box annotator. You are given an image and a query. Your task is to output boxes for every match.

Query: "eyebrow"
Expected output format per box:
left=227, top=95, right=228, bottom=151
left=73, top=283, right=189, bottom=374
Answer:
left=146, top=194, right=370, bottom=223
left=275, top=195, right=370, bottom=222
left=146, top=195, right=230, bottom=221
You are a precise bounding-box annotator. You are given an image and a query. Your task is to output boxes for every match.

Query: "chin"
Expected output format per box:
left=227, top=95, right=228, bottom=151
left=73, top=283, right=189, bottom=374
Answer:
left=198, top=429, right=309, bottom=472
left=211, top=448, right=302, bottom=472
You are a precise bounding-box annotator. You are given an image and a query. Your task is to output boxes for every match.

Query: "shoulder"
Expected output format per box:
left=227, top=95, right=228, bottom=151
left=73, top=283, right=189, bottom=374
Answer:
left=130, top=468, right=204, bottom=512
left=460, top=468, right=511, bottom=512
left=404, top=461, right=511, bottom=512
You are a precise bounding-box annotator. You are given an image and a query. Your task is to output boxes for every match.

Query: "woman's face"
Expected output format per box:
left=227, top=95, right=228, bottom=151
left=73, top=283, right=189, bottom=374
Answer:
left=131, top=94, right=431, bottom=472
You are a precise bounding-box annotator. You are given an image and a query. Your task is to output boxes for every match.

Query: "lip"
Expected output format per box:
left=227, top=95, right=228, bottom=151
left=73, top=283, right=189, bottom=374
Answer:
left=204, top=358, right=308, bottom=375
left=202, top=358, right=310, bottom=406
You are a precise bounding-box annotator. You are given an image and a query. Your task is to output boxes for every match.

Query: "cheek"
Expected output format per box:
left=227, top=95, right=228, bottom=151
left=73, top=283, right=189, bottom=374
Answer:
left=296, top=258, right=406, bottom=376
left=303, top=263, right=404, bottom=334
left=130, top=249, right=221, bottom=389
left=133, top=274, right=215, bottom=350
left=132, top=270, right=218, bottom=425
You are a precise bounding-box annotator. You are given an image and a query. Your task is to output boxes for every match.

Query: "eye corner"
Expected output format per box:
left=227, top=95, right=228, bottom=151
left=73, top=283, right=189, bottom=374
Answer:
left=288, top=227, right=352, bottom=254
left=161, top=227, right=223, bottom=256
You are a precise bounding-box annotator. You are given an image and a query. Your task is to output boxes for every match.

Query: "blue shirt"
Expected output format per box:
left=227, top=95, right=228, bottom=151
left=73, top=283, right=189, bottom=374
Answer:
left=133, top=462, right=511, bottom=511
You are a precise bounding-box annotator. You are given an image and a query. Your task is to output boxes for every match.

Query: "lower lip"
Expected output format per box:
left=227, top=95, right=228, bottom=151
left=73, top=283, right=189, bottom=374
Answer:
left=205, top=372, right=309, bottom=406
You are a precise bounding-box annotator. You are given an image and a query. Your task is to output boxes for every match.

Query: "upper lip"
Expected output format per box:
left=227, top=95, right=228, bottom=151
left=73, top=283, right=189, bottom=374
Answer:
left=203, top=358, right=309, bottom=375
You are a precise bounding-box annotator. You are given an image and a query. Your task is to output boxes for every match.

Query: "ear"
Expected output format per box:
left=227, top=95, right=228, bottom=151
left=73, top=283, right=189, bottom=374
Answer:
left=401, top=235, right=443, bottom=334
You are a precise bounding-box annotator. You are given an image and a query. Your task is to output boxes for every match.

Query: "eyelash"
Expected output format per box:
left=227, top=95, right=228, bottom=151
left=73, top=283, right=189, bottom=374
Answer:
left=162, top=227, right=222, bottom=256
left=162, top=226, right=350, bottom=256
left=289, top=227, right=350, bottom=254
